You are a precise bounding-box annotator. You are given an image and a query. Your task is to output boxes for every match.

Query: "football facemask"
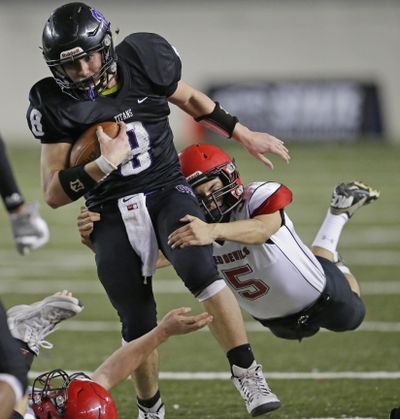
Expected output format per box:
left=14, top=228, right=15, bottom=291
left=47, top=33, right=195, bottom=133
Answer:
left=31, top=369, right=118, bottom=419
left=42, top=3, right=117, bottom=100
left=179, top=144, right=244, bottom=222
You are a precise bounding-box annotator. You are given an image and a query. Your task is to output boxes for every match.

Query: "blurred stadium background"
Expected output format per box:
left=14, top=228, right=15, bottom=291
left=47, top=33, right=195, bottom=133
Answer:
left=0, top=1, right=399, bottom=418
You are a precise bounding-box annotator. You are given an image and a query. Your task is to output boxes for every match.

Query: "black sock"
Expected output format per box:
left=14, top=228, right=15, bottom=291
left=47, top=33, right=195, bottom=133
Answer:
left=137, top=389, right=161, bottom=408
left=17, top=340, right=36, bottom=370
left=227, top=344, right=255, bottom=371
left=10, top=411, right=24, bottom=419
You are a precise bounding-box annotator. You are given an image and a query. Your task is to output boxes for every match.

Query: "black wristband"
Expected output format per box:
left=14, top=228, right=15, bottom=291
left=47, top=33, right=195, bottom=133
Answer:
left=195, top=102, right=239, bottom=138
left=59, top=165, right=97, bottom=201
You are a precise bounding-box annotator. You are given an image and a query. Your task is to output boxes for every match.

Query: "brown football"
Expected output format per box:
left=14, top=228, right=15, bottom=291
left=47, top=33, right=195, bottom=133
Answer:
left=69, top=121, right=120, bottom=167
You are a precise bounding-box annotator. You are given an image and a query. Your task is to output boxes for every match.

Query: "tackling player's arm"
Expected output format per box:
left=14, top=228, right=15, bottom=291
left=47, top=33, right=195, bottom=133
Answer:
left=76, top=206, right=100, bottom=251
left=168, top=81, right=290, bottom=169
left=77, top=206, right=171, bottom=267
left=92, top=307, right=213, bottom=390
left=167, top=212, right=282, bottom=249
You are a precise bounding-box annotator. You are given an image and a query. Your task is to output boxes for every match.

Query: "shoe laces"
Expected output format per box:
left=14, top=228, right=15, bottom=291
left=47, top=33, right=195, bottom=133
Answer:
left=138, top=401, right=164, bottom=419
left=139, top=409, right=163, bottom=419
left=236, top=365, right=272, bottom=404
left=25, top=308, right=69, bottom=352
left=142, top=413, right=161, bottom=419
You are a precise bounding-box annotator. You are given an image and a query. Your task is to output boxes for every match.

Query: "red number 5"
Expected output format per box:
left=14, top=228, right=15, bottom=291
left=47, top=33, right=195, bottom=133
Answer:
left=222, top=265, right=269, bottom=300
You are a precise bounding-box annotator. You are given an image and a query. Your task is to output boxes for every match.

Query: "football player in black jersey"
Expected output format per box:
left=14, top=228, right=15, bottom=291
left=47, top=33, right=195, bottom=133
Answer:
left=27, top=3, right=289, bottom=417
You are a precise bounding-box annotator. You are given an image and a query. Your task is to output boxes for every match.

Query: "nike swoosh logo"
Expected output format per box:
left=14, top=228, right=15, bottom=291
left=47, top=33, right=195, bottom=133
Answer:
left=137, top=97, right=148, bottom=104
left=122, top=197, right=133, bottom=202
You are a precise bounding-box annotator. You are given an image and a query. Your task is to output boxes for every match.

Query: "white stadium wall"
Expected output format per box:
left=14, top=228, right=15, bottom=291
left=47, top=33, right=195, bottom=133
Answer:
left=0, top=0, right=399, bottom=143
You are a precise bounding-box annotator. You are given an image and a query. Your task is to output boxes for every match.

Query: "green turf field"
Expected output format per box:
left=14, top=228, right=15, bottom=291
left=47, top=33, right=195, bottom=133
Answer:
left=1, top=141, right=399, bottom=419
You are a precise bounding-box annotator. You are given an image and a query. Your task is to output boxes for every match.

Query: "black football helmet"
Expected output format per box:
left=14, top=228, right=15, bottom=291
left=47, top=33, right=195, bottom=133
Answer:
left=42, top=2, right=117, bottom=100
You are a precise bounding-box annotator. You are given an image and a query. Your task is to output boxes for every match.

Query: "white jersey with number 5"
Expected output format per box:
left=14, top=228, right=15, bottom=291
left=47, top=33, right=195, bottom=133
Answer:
left=212, top=181, right=326, bottom=320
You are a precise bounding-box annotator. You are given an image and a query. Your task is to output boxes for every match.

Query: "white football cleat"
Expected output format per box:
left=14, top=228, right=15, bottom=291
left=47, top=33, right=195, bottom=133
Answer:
left=9, top=202, right=49, bottom=255
left=7, top=294, right=83, bottom=355
left=330, top=181, right=380, bottom=219
left=137, top=399, right=165, bottom=419
left=232, top=361, right=281, bottom=417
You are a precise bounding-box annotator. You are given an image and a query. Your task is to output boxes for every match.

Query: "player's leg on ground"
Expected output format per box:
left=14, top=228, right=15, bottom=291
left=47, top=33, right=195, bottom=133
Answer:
left=0, top=381, right=16, bottom=419
left=130, top=353, right=164, bottom=419
left=201, top=286, right=247, bottom=350
left=200, top=287, right=281, bottom=416
left=152, top=185, right=281, bottom=416
left=130, top=350, right=159, bottom=399
left=131, top=350, right=165, bottom=419
left=92, top=210, right=164, bottom=418
left=129, top=350, right=164, bottom=419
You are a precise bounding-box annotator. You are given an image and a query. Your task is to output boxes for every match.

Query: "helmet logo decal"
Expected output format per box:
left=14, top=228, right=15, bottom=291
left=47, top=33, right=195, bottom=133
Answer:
left=226, top=162, right=236, bottom=174
left=91, top=8, right=109, bottom=25
left=234, top=185, right=244, bottom=198
left=60, top=46, right=84, bottom=60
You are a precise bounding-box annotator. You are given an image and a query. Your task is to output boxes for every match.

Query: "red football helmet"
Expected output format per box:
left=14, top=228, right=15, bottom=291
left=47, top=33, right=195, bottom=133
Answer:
left=31, top=369, right=118, bottom=418
left=179, top=144, right=244, bottom=222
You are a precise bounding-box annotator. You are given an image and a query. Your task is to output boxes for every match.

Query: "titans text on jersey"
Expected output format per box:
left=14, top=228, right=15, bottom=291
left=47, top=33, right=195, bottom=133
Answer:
left=27, top=33, right=183, bottom=207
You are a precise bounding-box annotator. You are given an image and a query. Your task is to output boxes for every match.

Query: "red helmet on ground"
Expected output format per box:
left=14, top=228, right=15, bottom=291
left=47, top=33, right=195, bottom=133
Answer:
left=179, top=144, right=244, bottom=222
left=31, top=369, right=118, bottom=418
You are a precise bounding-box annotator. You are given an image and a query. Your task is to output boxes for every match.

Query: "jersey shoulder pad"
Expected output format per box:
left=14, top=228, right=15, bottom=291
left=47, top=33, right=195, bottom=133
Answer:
left=27, top=78, right=71, bottom=143
left=117, top=32, right=182, bottom=96
left=245, top=181, right=293, bottom=217
left=29, top=77, right=60, bottom=106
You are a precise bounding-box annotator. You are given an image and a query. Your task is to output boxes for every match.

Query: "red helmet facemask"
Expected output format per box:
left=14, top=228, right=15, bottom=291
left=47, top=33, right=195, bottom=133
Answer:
left=179, top=144, right=244, bottom=222
left=31, top=369, right=118, bottom=419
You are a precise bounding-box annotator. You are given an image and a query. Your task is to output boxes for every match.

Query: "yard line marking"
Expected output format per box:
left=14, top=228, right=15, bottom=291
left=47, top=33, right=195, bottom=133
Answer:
left=1, top=249, right=400, bottom=272
left=0, top=279, right=399, bottom=295
left=308, top=417, right=375, bottom=419
left=28, top=370, right=400, bottom=380
left=55, top=320, right=400, bottom=333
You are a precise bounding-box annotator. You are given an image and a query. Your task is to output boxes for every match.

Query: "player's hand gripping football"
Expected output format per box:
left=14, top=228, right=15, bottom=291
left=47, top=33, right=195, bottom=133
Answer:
left=158, top=307, right=213, bottom=341
left=96, top=121, right=131, bottom=167
left=232, top=123, right=290, bottom=169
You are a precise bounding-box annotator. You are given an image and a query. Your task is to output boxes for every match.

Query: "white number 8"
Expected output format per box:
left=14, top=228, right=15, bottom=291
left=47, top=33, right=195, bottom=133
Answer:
left=29, top=108, right=45, bottom=137
left=120, top=121, right=152, bottom=176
